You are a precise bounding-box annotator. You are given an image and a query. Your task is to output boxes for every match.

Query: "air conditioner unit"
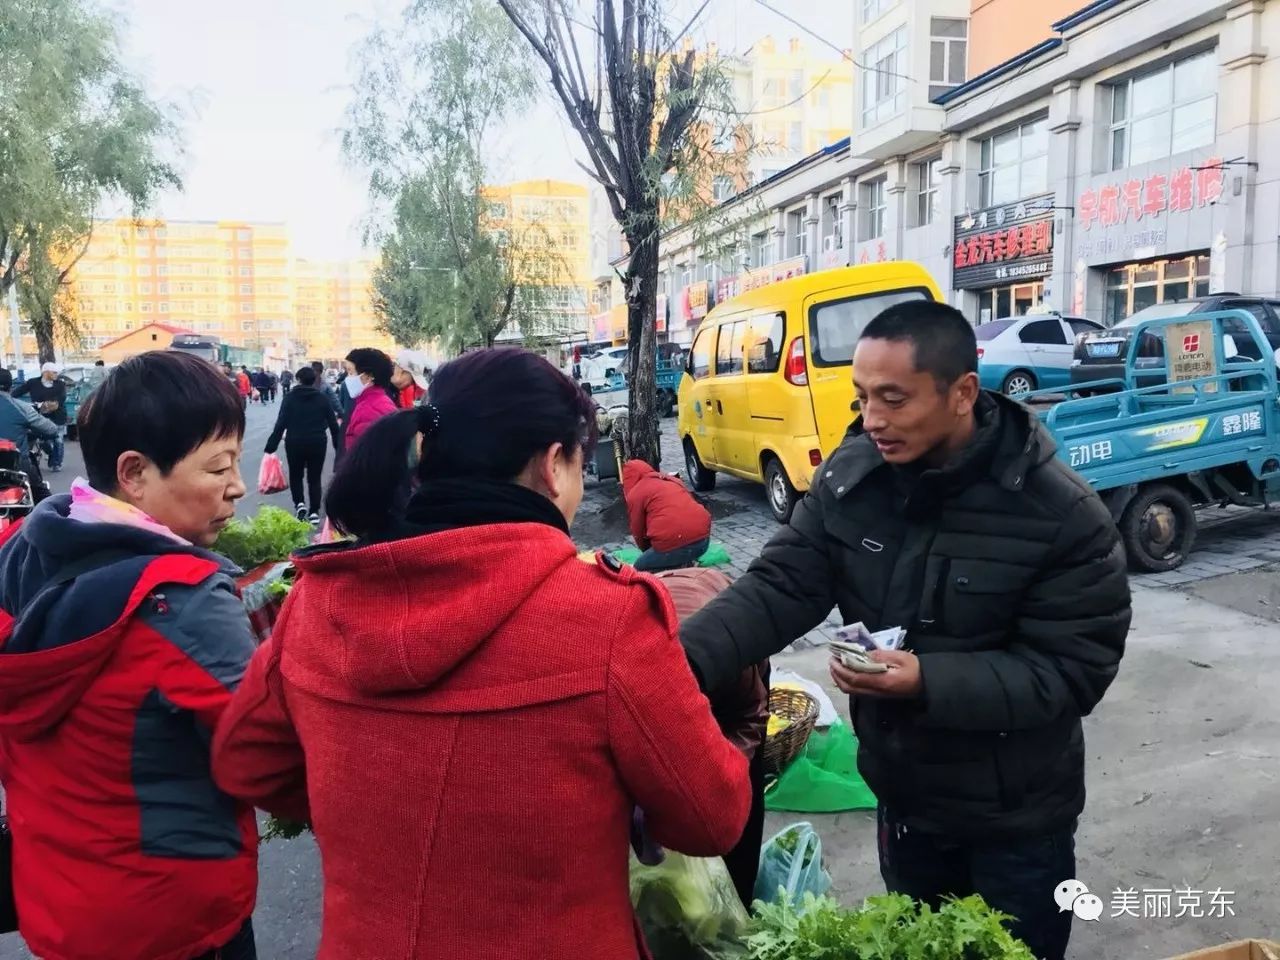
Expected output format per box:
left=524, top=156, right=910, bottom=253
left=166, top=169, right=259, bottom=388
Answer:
left=822, top=235, right=836, bottom=252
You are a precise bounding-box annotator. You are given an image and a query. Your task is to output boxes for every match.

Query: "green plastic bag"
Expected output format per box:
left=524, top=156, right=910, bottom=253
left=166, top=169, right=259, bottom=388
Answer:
left=764, top=722, right=878, bottom=813
left=612, top=540, right=732, bottom=568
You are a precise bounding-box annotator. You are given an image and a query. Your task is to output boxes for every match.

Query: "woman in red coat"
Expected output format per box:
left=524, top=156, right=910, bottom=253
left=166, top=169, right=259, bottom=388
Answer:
left=212, top=349, right=750, bottom=960
left=622, top=458, right=712, bottom=571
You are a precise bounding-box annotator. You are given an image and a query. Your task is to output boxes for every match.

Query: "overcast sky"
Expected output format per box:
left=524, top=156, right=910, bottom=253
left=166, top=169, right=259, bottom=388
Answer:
left=117, top=0, right=853, bottom=259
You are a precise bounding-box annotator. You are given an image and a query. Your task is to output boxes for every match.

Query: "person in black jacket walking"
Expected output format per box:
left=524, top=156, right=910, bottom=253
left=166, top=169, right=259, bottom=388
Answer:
left=264, top=366, right=342, bottom=523
left=679, top=301, right=1131, bottom=960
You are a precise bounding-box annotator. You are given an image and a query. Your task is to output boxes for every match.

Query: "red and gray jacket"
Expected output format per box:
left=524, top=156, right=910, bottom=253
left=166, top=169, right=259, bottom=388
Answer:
left=0, top=496, right=259, bottom=960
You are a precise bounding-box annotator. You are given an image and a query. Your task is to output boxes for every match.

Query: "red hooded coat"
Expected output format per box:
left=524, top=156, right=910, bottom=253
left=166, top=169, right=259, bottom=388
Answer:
left=212, top=523, right=749, bottom=960
left=622, top=459, right=712, bottom=553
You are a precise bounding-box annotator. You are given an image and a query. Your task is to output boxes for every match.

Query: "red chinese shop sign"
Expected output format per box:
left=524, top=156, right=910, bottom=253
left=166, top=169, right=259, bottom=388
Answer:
left=952, top=193, right=1055, bottom=290
left=1078, top=157, right=1225, bottom=231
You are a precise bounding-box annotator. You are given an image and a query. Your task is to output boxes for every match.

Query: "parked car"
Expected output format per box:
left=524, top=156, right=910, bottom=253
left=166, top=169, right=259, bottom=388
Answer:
left=976, top=314, right=1103, bottom=396
left=678, top=262, right=945, bottom=523
left=1071, top=295, right=1280, bottom=390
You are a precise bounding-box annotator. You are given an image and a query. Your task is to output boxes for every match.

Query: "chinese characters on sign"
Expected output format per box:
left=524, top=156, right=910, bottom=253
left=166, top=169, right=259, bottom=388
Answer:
left=1222, top=410, right=1264, bottom=436
left=1078, top=159, right=1226, bottom=231
left=1110, top=887, right=1235, bottom=920
left=952, top=194, right=1055, bottom=290
left=1068, top=440, right=1114, bottom=469
left=715, top=257, right=808, bottom=303
left=1165, top=320, right=1217, bottom=394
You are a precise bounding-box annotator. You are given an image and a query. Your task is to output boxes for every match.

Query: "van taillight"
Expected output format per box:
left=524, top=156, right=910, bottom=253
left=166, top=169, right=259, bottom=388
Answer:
left=784, top=338, right=808, bottom=386
left=809, top=449, right=823, bottom=467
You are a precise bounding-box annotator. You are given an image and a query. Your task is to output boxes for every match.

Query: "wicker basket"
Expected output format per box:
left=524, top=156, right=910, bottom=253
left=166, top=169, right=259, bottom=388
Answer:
left=762, top=687, right=819, bottom=776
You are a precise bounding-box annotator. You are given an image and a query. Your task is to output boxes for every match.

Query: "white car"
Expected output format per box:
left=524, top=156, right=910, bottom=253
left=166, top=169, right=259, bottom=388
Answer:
left=976, top=314, right=1104, bottom=396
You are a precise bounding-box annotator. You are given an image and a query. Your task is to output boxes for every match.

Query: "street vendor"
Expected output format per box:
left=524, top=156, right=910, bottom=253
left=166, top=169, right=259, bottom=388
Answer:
left=622, top=458, right=712, bottom=571
left=678, top=300, right=1131, bottom=960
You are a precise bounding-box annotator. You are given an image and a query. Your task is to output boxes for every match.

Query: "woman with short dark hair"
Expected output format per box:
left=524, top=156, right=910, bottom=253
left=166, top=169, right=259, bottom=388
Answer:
left=0, top=350, right=259, bottom=960
left=341, top=347, right=398, bottom=450
left=213, top=348, right=750, bottom=960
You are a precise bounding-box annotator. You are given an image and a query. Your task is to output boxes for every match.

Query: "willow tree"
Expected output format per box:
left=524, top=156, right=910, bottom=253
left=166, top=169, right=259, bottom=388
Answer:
left=496, top=0, right=734, bottom=466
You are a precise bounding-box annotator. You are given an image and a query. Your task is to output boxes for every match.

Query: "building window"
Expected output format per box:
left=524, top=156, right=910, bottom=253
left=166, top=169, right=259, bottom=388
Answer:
left=140, top=302, right=152, bottom=313
left=822, top=193, right=844, bottom=250
left=241, top=303, right=253, bottom=313
left=157, top=282, right=168, bottom=294
left=862, top=0, right=896, bottom=23
left=138, top=283, right=152, bottom=295
left=239, top=247, right=251, bottom=258
left=136, top=264, right=150, bottom=277
left=158, top=302, right=169, bottom=313
left=713, top=176, right=735, bottom=203
left=979, top=116, right=1049, bottom=207
left=914, top=157, right=941, bottom=226
left=237, top=229, right=251, bottom=241
left=1104, top=254, right=1210, bottom=325
left=929, top=18, right=968, bottom=100
left=239, top=266, right=252, bottom=277
left=1109, top=50, right=1216, bottom=170
left=861, top=28, right=907, bottom=128
left=154, top=228, right=167, bottom=239
left=786, top=209, right=806, bottom=258
left=239, top=283, right=252, bottom=295
left=749, top=231, right=771, bottom=268
left=860, top=178, right=887, bottom=241
left=788, top=121, right=803, bottom=153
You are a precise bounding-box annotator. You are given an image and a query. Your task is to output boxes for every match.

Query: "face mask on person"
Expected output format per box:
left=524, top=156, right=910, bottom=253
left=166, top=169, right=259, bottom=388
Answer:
left=346, top=375, right=367, bottom=400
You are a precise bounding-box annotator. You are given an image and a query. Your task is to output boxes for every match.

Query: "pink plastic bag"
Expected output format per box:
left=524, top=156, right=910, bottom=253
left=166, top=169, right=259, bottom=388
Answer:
left=258, top=453, right=287, bottom=495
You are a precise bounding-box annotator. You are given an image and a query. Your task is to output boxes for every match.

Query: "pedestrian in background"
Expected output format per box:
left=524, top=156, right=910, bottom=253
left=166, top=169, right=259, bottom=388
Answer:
left=0, top=350, right=259, bottom=960
left=280, top=368, right=293, bottom=396
left=312, top=360, right=343, bottom=420
left=621, top=458, right=712, bottom=571
left=340, top=348, right=398, bottom=451
left=252, top=369, right=272, bottom=405
left=0, top=369, right=56, bottom=502
left=268, top=372, right=279, bottom=403
left=237, top=366, right=253, bottom=405
left=212, top=347, right=749, bottom=960
left=12, top=362, right=67, bottom=473
left=680, top=301, right=1131, bottom=960
left=392, top=351, right=430, bottom=409
left=265, top=365, right=342, bottom=524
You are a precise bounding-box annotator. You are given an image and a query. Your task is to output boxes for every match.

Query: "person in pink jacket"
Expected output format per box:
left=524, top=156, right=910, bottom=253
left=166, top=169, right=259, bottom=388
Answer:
left=341, top=348, right=399, bottom=452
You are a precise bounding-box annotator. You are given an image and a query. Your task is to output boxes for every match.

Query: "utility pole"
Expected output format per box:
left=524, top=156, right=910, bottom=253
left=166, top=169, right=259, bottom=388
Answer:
left=7, top=283, right=23, bottom=371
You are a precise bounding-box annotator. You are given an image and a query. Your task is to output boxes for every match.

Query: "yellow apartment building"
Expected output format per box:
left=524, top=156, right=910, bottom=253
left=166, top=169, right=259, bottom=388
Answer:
left=483, top=179, right=590, bottom=343
left=293, top=258, right=393, bottom=362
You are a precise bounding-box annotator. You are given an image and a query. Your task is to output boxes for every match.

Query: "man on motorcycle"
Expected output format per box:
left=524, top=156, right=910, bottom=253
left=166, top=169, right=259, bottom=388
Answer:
left=0, top=369, right=56, bottom=502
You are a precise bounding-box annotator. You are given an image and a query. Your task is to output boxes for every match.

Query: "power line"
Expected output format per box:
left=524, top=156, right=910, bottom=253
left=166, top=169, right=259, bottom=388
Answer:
left=747, top=0, right=916, bottom=84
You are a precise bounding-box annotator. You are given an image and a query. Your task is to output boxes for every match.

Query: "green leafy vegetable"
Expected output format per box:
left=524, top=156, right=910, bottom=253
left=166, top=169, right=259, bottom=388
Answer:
left=215, top=506, right=313, bottom=570
left=744, top=892, right=1035, bottom=960
left=774, top=827, right=816, bottom=868
left=261, top=815, right=309, bottom=842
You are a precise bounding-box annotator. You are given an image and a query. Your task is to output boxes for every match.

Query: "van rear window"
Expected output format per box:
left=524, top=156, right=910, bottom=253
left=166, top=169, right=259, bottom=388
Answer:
left=809, top=288, right=932, bottom=366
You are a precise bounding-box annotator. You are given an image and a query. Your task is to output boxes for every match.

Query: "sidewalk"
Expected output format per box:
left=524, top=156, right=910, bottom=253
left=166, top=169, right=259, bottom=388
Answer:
left=764, top=585, right=1280, bottom=959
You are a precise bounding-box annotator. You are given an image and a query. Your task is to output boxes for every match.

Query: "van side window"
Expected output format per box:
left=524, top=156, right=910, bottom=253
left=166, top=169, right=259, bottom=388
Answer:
left=716, top=320, right=746, bottom=375
left=747, top=313, right=785, bottom=373
left=809, top=289, right=931, bottom=366
left=689, top=328, right=713, bottom=379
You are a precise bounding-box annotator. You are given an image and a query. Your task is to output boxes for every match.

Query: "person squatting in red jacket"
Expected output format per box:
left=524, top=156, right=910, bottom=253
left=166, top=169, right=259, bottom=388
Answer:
left=212, top=348, right=751, bottom=960
left=0, top=351, right=259, bottom=960
left=622, top=458, right=713, bottom=571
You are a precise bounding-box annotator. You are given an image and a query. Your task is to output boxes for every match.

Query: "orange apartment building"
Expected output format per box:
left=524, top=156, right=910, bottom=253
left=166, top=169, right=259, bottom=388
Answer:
left=968, top=0, right=1081, bottom=76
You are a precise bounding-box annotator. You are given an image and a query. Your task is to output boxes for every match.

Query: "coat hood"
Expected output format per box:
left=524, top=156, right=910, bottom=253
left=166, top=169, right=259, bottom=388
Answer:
left=284, top=523, right=582, bottom=701
left=622, top=459, right=659, bottom=490
left=0, top=496, right=234, bottom=738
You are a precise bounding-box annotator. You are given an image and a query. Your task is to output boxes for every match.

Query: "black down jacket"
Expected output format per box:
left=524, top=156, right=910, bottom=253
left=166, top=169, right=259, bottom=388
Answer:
left=265, top=385, right=342, bottom=454
left=680, top=392, right=1131, bottom=839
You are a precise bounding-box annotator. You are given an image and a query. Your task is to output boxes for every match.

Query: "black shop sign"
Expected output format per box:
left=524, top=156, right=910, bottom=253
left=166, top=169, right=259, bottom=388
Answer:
left=952, top=194, right=1055, bottom=290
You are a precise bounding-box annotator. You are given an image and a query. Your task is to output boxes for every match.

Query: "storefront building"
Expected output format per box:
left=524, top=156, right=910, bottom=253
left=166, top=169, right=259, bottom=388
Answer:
left=951, top=194, right=1057, bottom=323
left=938, top=0, right=1279, bottom=326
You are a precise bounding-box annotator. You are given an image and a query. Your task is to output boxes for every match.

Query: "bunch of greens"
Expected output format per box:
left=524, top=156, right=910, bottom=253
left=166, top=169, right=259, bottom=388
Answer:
left=745, top=893, right=1035, bottom=960
left=215, top=507, right=313, bottom=569
left=774, top=826, right=817, bottom=868
left=630, top=852, right=751, bottom=959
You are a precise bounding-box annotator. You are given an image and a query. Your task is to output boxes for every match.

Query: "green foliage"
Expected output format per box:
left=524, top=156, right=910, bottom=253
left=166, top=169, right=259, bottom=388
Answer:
left=744, top=893, right=1036, bottom=960
left=261, top=815, right=309, bottom=843
left=347, top=0, right=574, bottom=351
left=214, top=507, right=313, bottom=570
left=0, top=0, right=182, bottom=353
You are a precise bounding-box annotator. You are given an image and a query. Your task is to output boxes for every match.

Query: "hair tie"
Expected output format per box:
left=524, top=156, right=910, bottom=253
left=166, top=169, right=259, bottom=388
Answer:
left=417, top=402, right=442, bottom=439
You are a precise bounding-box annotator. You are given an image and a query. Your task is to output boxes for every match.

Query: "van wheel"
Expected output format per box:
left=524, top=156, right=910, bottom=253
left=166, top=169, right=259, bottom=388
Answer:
left=764, top=457, right=798, bottom=524
left=684, top=440, right=716, bottom=492
left=1002, top=370, right=1037, bottom=397
left=1120, top=483, right=1197, bottom=572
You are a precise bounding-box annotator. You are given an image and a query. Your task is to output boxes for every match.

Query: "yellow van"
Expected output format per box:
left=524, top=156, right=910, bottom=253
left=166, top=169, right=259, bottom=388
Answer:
left=677, top=262, right=945, bottom=522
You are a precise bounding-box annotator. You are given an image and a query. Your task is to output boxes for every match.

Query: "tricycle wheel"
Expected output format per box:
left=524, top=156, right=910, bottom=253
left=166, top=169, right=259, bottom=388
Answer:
left=1120, top=483, right=1196, bottom=572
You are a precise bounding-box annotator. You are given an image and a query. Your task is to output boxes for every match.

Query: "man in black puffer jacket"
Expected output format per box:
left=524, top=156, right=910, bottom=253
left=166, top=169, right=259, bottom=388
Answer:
left=680, top=300, right=1130, bottom=960
left=265, top=365, right=342, bottom=523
